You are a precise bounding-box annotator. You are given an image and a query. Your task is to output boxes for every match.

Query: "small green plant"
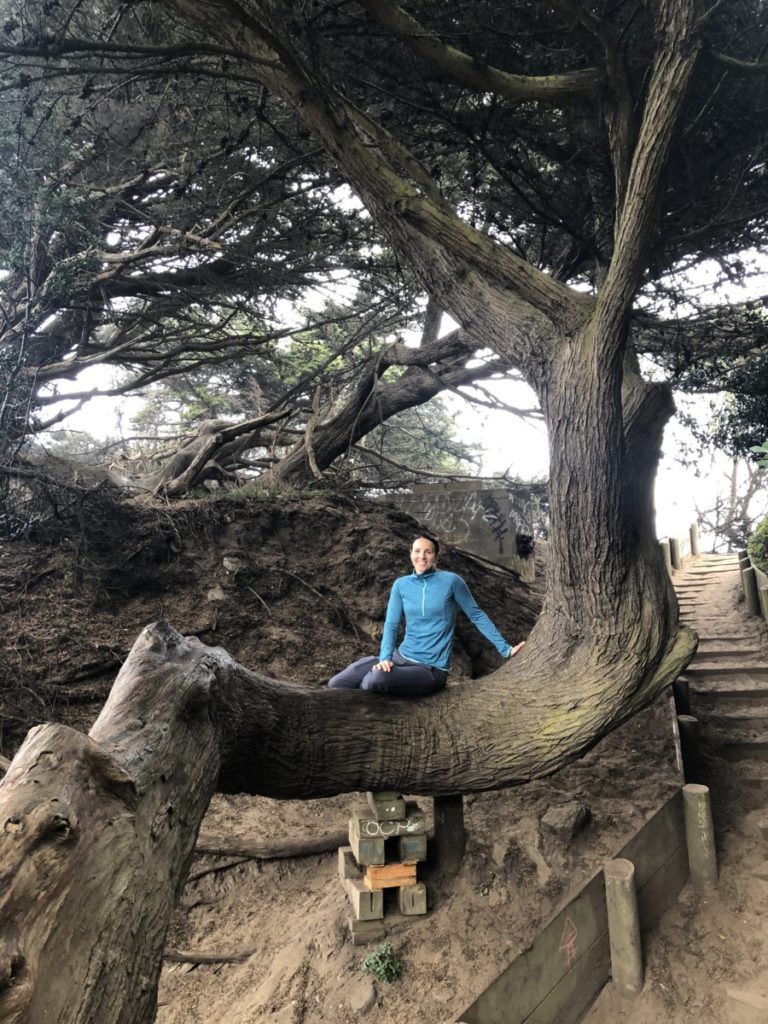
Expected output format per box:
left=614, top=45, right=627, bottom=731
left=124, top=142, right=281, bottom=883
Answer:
left=750, top=440, right=768, bottom=468
left=360, top=941, right=402, bottom=983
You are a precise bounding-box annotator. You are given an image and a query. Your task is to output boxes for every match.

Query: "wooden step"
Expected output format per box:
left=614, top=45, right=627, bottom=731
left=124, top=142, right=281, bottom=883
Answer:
left=700, top=714, right=768, bottom=740
left=691, top=679, right=768, bottom=699
left=690, top=694, right=768, bottom=720
left=684, top=567, right=739, bottom=575
left=690, top=648, right=763, bottom=660
left=685, top=663, right=768, bottom=678
left=704, top=706, right=768, bottom=725
left=680, top=618, right=757, bottom=631
left=743, top=768, right=768, bottom=793
left=712, top=740, right=768, bottom=762
left=697, top=636, right=759, bottom=645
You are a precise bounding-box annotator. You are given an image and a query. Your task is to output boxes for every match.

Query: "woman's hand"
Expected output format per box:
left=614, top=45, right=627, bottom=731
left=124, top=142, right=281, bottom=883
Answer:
left=373, top=660, right=393, bottom=672
left=509, top=641, right=526, bottom=657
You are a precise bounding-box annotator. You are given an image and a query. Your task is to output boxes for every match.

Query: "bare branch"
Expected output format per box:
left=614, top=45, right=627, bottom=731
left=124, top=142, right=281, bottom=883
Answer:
left=157, top=408, right=292, bottom=497
left=706, top=49, right=768, bottom=75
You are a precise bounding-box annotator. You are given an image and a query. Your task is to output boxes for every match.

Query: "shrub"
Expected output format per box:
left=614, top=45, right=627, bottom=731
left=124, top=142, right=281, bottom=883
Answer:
left=360, top=941, right=402, bottom=983
left=748, top=515, right=768, bottom=574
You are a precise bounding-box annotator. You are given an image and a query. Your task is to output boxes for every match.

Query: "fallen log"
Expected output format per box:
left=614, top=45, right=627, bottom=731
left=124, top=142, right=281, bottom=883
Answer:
left=163, top=948, right=255, bottom=965
left=194, top=829, right=348, bottom=860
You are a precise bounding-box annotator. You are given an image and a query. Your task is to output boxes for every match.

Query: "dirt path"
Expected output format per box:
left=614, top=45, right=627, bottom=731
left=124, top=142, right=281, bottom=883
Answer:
left=587, top=555, right=768, bottom=1024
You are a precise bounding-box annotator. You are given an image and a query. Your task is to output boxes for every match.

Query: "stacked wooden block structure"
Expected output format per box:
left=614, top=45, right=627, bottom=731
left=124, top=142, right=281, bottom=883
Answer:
left=338, top=790, right=428, bottom=942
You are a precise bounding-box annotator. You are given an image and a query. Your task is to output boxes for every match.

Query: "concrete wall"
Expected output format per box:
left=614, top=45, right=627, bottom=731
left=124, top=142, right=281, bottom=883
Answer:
left=389, top=481, right=541, bottom=581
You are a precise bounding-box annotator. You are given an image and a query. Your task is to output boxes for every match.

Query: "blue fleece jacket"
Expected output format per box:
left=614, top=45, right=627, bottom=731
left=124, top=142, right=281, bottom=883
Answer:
left=378, top=568, right=511, bottom=671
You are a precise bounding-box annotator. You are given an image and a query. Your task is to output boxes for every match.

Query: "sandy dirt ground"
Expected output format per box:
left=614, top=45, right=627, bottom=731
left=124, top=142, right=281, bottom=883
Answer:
left=3, top=500, right=764, bottom=1023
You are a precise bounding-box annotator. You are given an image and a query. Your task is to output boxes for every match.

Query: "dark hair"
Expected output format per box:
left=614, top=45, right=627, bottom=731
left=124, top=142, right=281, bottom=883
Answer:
left=412, top=530, right=440, bottom=556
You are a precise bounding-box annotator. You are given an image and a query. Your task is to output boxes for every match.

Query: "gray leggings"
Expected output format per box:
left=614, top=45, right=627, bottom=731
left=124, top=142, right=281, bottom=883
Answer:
left=327, top=649, right=447, bottom=696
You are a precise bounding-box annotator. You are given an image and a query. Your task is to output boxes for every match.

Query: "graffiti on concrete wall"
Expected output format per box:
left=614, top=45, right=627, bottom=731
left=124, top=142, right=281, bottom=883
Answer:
left=414, top=488, right=485, bottom=543
left=508, top=490, right=533, bottom=533
left=388, top=481, right=542, bottom=579
left=480, top=492, right=509, bottom=553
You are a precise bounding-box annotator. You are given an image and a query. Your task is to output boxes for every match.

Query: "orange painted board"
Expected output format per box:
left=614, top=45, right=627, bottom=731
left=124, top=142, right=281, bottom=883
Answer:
left=363, top=863, right=417, bottom=890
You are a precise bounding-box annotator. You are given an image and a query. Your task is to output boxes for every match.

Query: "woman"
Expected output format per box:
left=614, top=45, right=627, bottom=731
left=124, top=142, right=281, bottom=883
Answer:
left=327, top=530, right=525, bottom=696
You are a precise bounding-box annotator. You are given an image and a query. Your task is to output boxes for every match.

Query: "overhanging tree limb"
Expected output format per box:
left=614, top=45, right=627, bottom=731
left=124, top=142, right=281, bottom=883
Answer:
left=707, top=49, right=768, bottom=75
left=167, top=0, right=588, bottom=357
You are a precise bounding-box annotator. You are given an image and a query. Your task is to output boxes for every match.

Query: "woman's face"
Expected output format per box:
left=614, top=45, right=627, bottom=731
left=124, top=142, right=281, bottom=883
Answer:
left=410, top=538, right=438, bottom=574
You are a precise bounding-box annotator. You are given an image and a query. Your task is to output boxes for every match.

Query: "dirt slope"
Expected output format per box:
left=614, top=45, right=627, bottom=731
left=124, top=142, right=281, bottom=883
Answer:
left=156, top=700, right=678, bottom=1024
left=0, top=491, right=541, bottom=752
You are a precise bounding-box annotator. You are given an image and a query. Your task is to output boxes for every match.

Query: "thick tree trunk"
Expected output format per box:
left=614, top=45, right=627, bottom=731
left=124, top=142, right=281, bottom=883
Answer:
left=0, top=614, right=694, bottom=1023
left=0, top=5, right=706, bottom=1018
left=0, top=625, right=221, bottom=1024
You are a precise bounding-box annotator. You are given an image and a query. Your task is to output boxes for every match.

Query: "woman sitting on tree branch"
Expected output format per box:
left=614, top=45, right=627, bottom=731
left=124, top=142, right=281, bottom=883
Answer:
left=328, top=531, right=525, bottom=696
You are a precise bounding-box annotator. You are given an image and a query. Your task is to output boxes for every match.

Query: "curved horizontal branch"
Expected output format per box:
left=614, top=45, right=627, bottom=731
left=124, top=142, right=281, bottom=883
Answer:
left=109, top=620, right=696, bottom=799
left=706, top=48, right=768, bottom=76
left=0, top=577, right=693, bottom=1024
left=357, top=0, right=600, bottom=104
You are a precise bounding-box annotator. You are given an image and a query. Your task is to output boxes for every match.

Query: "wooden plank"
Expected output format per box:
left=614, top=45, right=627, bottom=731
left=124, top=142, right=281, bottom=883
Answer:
left=338, top=845, right=360, bottom=881
left=615, top=791, right=684, bottom=892
left=459, top=872, right=608, bottom=1024
left=342, top=877, right=384, bottom=920
left=523, top=933, right=611, bottom=1024
left=635, top=843, right=688, bottom=932
left=364, top=862, right=417, bottom=890
left=350, top=802, right=426, bottom=838
left=433, top=794, right=466, bottom=874
left=398, top=882, right=427, bottom=915
left=399, top=833, right=428, bottom=864
left=348, top=827, right=386, bottom=866
left=348, top=917, right=386, bottom=946
left=366, top=791, right=406, bottom=820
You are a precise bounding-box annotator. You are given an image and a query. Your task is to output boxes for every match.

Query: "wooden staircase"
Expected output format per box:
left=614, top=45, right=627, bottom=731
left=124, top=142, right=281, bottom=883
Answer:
left=674, top=554, right=768, bottom=794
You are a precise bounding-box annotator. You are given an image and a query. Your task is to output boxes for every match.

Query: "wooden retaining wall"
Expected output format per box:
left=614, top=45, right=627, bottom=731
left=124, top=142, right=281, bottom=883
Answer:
left=740, top=551, right=768, bottom=623
left=752, top=563, right=768, bottom=622
left=660, top=524, right=698, bottom=573
left=458, top=790, right=688, bottom=1024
